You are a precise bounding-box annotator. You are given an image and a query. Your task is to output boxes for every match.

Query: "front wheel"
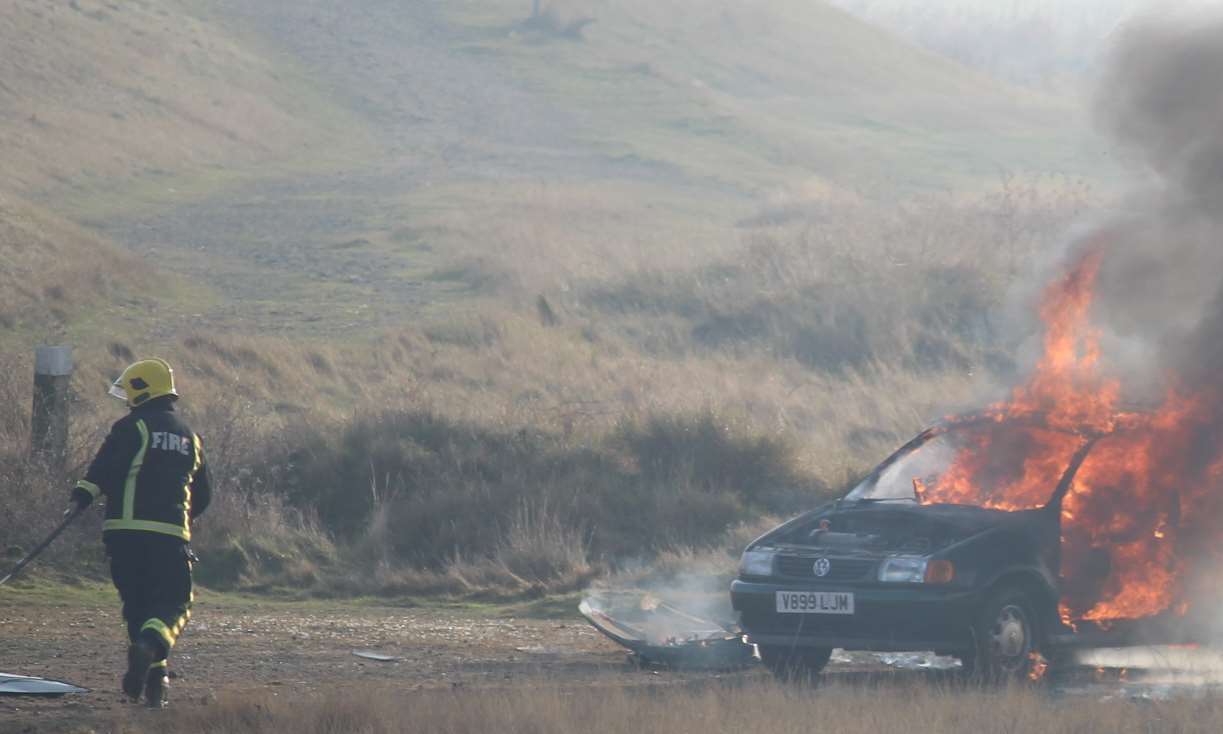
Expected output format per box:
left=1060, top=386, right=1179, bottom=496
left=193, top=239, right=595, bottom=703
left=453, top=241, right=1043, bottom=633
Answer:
left=758, top=645, right=833, bottom=682
left=969, top=587, right=1043, bottom=682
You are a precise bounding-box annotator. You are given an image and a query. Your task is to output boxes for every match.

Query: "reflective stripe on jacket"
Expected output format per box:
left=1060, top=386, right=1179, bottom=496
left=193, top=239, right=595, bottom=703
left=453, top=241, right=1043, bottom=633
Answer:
left=76, top=397, right=211, bottom=541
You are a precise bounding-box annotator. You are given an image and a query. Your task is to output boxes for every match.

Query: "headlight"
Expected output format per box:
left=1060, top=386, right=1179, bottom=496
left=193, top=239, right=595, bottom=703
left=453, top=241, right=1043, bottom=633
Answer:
left=738, top=549, right=776, bottom=577
left=878, top=556, right=928, bottom=583
left=877, top=557, right=955, bottom=584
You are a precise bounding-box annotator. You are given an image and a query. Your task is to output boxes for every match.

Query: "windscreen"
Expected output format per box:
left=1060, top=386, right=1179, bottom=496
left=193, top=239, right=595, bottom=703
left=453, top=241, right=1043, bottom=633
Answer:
left=845, top=423, right=1089, bottom=510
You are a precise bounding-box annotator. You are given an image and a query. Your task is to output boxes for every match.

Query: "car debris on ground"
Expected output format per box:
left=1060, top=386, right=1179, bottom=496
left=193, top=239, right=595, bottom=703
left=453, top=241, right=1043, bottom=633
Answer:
left=0, top=673, right=88, bottom=696
left=579, top=591, right=757, bottom=670
left=352, top=650, right=400, bottom=662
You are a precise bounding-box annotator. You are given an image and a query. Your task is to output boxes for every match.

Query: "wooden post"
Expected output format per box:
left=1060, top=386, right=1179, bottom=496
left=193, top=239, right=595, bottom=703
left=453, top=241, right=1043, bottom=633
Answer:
left=31, top=346, right=72, bottom=471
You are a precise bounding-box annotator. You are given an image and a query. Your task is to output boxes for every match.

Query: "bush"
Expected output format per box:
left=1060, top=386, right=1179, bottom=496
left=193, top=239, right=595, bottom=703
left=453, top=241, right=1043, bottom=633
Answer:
left=255, top=409, right=828, bottom=572
left=190, top=487, right=334, bottom=591
left=617, top=412, right=808, bottom=501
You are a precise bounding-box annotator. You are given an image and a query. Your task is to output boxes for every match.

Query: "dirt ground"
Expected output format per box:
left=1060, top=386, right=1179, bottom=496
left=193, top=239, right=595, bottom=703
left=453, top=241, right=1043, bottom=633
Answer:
left=5, top=586, right=1223, bottom=733
left=0, top=587, right=765, bottom=733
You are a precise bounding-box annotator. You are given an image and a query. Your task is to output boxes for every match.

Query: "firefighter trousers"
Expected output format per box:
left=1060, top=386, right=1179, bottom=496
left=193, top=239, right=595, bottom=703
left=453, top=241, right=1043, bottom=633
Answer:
left=106, top=532, right=193, bottom=672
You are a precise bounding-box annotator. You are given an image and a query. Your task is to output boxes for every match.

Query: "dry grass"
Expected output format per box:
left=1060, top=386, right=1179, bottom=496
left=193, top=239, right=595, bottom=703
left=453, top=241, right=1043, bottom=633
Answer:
left=117, top=680, right=1223, bottom=734
left=0, top=167, right=1101, bottom=597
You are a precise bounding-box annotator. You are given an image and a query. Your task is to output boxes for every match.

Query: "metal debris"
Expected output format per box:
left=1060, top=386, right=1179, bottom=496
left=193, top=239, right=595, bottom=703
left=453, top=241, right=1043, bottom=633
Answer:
left=352, top=650, right=399, bottom=662
left=579, top=591, right=757, bottom=670
left=875, top=652, right=963, bottom=671
left=0, top=673, right=88, bottom=696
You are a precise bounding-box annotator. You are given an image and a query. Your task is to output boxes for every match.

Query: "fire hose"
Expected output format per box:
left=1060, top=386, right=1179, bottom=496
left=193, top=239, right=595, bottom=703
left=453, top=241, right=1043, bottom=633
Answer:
left=0, top=505, right=84, bottom=587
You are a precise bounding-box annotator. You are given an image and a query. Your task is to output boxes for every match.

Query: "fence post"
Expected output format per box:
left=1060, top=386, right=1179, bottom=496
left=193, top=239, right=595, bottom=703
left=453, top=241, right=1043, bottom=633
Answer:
left=31, top=346, right=73, bottom=471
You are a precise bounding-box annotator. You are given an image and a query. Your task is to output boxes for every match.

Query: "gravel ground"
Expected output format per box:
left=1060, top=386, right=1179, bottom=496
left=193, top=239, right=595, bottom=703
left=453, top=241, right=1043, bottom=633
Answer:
left=4, top=589, right=1223, bottom=732
left=0, top=591, right=754, bottom=732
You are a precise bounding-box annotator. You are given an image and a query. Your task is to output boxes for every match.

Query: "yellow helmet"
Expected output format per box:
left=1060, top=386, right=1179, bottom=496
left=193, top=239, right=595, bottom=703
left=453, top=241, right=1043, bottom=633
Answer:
left=108, top=358, right=178, bottom=407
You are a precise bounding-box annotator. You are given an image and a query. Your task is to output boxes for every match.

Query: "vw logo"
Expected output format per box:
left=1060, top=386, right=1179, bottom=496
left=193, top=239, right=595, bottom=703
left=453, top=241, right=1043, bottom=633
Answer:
left=813, top=558, right=831, bottom=577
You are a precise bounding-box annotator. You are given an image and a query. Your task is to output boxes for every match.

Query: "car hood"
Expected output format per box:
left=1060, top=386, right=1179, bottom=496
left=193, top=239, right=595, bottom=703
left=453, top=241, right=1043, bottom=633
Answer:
left=758, top=502, right=1039, bottom=557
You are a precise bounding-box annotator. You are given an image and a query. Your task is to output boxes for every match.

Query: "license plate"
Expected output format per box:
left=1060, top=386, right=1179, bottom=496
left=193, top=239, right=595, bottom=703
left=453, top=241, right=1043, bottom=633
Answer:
left=776, top=591, right=855, bottom=614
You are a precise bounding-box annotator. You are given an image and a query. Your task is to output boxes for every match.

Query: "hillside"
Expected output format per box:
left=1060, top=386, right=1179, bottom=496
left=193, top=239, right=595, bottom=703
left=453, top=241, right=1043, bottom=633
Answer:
left=0, top=193, right=196, bottom=344
left=12, top=0, right=1104, bottom=337
left=0, top=0, right=1107, bottom=594
left=194, top=0, right=1101, bottom=194
left=0, top=0, right=370, bottom=201
left=0, top=0, right=1108, bottom=386
left=440, top=0, right=1098, bottom=188
left=0, top=0, right=1107, bottom=411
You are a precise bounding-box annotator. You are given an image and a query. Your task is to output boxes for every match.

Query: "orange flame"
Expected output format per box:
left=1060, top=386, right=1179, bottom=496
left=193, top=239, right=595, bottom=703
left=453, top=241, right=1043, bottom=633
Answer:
left=1028, top=652, right=1050, bottom=682
left=915, top=247, right=1223, bottom=625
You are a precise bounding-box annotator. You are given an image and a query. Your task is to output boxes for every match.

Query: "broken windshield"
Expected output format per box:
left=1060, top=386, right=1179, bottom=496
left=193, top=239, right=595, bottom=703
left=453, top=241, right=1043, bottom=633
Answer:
left=844, top=422, right=1089, bottom=510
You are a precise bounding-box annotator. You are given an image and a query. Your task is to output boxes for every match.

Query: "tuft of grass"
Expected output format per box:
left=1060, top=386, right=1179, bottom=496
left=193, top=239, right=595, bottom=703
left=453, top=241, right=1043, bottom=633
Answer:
left=492, top=499, right=594, bottom=586
left=190, top=488, right=335, bottom=592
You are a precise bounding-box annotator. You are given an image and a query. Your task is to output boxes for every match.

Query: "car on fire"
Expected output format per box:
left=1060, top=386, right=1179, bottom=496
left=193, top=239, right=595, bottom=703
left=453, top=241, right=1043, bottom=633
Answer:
left=730, top=416, right=1197, bottom=681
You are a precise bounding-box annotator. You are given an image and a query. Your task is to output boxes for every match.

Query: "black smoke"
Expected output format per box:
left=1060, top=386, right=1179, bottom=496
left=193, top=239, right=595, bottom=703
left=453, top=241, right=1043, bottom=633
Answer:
left=1067, top=10, right=1223, bottom=403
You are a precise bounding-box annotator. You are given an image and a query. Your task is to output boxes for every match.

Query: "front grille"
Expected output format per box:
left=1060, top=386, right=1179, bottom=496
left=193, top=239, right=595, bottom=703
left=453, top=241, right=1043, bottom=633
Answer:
left=776, top=556, right=875, bottom=581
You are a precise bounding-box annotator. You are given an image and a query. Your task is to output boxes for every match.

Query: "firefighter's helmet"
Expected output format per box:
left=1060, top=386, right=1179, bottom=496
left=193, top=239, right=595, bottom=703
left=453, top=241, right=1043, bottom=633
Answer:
left=108, top=358, right=178, bottom=407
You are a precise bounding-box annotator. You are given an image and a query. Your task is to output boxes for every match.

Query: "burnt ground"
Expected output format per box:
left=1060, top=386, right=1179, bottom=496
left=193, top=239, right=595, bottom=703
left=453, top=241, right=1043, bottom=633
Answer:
left=3, top=586, right=1223, bottom=733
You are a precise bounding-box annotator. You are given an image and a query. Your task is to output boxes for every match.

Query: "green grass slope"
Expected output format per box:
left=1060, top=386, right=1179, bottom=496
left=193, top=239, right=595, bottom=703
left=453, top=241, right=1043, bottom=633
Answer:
left=0, top=0, right=1105, bottom=358
left=0, top=0, right=371, bottom=204
left=34, top=0, right=1106, bottom=338
left=196, top=0, right=1104, bottom=196
left=441, top=0, right=1101, bottom=191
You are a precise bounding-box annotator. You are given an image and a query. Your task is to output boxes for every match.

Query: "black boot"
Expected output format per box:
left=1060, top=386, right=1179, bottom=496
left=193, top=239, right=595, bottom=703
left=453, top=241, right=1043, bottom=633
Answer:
left=122, top=639, right=157, bottom=701
left=144, top=667, right=168, bottom=709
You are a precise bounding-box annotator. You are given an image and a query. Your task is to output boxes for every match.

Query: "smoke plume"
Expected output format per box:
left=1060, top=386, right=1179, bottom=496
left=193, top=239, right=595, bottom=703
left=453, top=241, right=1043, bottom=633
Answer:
left=1087, top=10, right=1223, bottom=394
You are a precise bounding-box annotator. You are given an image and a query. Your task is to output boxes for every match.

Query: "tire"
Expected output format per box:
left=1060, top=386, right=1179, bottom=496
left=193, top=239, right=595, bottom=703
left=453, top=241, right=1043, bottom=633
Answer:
left=758, top=645, right=833, bottom=682
left=969, top=586, right=1043, bottom=683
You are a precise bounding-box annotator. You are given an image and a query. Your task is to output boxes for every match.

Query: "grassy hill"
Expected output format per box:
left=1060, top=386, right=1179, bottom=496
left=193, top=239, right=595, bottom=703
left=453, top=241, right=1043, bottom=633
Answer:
left=196, top=0, right=1100, bottom=193
left=442, top=0, right=1098, bottom=189
left=0, top=0, right=1106, bottom=447
left=0, top=193, right=202, bottom=344
left=1, top=0, right=1103, bottom=339
left=0, top=0, right=1108, bottom=593
left=0, top=0, right=370, bottom=201
left=1, top=0, right=1108, bottom=339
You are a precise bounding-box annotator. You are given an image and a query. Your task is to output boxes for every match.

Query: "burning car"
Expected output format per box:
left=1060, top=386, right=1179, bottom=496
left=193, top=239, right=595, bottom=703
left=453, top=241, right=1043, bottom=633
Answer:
left=734, top=250, right=1223, bottom=681
left=731, top=418, right=1084, bottom=680
left=731, top=417, right=1203, bottom=681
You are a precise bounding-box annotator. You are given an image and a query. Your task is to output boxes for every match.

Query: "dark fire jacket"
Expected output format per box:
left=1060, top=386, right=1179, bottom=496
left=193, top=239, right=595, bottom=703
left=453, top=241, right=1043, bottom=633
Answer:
left=74, top=397, right=212, bottom=542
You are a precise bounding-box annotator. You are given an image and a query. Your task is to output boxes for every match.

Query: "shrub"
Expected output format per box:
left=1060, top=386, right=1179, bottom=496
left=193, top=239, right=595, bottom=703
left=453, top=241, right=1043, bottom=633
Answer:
left=254, top=409, right=827, bottom=573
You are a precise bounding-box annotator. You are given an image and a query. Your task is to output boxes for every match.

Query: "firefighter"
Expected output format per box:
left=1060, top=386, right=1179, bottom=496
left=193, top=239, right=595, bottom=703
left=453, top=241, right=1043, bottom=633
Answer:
left=69, top=358, right=211, bottom=709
